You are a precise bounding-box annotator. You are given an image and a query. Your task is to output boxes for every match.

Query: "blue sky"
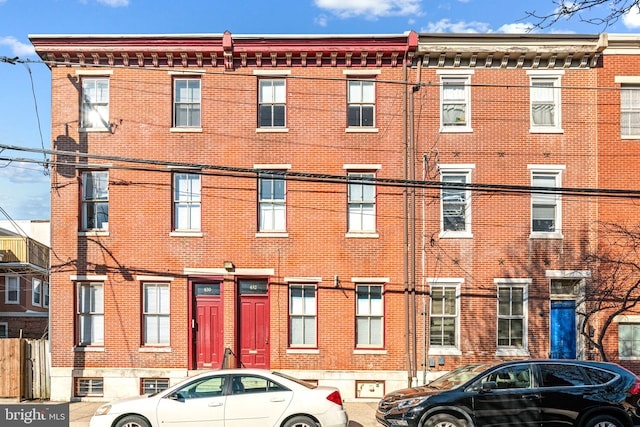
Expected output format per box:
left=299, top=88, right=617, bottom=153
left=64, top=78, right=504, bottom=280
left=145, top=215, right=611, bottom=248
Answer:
left=0, top=0, right=639, bottom=221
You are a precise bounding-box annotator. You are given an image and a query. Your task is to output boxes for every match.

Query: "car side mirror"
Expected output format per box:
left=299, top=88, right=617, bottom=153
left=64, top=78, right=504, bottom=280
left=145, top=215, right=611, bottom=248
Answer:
left=481, top=382, right=498, bottom=392
left=170, top=392, right=186, bottom=401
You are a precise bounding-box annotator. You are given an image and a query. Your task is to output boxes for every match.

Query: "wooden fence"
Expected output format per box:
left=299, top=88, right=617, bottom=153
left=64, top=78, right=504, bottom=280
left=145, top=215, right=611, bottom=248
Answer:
left=0, top=338, right=50, bottom=400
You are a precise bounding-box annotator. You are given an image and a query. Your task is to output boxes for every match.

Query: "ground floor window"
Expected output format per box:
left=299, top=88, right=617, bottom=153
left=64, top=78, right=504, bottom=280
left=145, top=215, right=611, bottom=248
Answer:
left=619, top=323, right=640, bottom=358
left=75, top=377, right=104, bottom=397
left=0, top=322, right=7, bottom=338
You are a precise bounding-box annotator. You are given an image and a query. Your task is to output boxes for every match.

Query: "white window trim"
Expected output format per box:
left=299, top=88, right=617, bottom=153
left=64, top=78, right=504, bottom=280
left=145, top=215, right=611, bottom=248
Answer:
left=617, top=77, right=640, bottom=139
left=528, top=165, right=565, bottom=239
left=172, top=77, right=202, bottom=131
left=438, top=164, right=475, bottom=238
left=288, top=282, right=318, bottom=348
left=345, top=75, right=378, bottom=131
left=355, top=283, right=385, bottom=349
left=346, top=171, right=377, bottom=236
left=256, top=166, right=289, bottom=235
left=4, top=275, right=19, bottom=304
left=79, top=76, right=111, bottom=132
left=615, top=320, right=640, bottom=360
left=173, top=173, right=201, bottom=233
left=528, top=70, right=564, bottom=134
left=143, top=282, right=171, bottom=347
left=77, top=282, right=104, bottom=346
left=495, top=278, right=530, bottom=357
left=437, top=70, right=474, bottom=133
left=427, top=278, right=463, bottom=356
left=32, top=278, right=42, bottom=307
left=43, top=282, right=49, bottom=309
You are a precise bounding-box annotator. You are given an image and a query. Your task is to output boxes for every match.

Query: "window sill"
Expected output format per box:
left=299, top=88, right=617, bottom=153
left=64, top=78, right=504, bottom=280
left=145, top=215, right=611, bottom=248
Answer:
left=439, top=126, right=472, bottom=133
left=286, top=348, right=320, bottom=354
left=170, top=127, right=202, bottom=133
left=78, top=231, right=109, bottom=237
left=79, top=127, right=110, bottom=133
left=256, top=128, right=289, bottom=133
left=139, top=347, right=172, bottom=353
left=346, top=232, right=379, bottom=238
left=353, top=349, right=387, bottom=355
left=621, top=135, right=640, bottom=140
left=74, top=346, right=105, bottom=352
left=170, top=231, right=203, bottom=237
left=529, top=232, right=564, bottom=240
left=256, top=232, right=289, bottom=238
left=495, top=348, right=530, bottom=357
left=428, top=347, right=462, bottom=356
left=529, top=127, right=563, bottom=134
left=345, top=127, right=379, bottom=133
left=439, top=231, right=473, bottom=239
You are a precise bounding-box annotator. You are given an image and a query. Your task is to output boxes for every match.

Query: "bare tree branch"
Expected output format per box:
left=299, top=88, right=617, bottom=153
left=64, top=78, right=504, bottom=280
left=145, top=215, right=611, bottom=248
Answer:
left=525, top=0, right=640, bottom=30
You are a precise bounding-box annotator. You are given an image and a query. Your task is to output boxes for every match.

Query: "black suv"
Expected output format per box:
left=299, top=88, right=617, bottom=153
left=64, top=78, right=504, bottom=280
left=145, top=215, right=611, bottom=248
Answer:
left=376, top=360, right=640, bottom=427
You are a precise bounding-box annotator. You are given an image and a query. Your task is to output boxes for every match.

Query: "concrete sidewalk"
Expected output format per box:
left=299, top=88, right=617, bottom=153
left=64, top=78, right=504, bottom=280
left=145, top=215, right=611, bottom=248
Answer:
left=69, top=400, right=379, bottom=427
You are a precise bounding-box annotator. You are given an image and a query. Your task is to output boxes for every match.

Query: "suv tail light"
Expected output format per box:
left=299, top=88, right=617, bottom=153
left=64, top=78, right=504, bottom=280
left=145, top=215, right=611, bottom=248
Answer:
left=326, top=390, right=343, bottom=406
left=630, top=378, right=640, bottom=395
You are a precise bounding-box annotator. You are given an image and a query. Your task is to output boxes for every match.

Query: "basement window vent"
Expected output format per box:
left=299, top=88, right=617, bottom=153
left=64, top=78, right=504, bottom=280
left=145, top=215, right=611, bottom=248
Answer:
left=75, top=378, right=104, bottom=397
left=142, top=378, right=170, bottom=395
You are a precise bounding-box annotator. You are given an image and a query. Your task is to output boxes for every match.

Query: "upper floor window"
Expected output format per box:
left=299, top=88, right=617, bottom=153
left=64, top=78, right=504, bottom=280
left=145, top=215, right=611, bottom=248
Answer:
left=621, top=84, right=640, bottom=138
left=356, top=284, right=383, bottom=348
left=429, top=282, right=460, bottom=350
left=81, top=77, right=110, bottom=130
left=82, top=171, right=109, bottom=231
left=43, top=282, right=49, bottom=308
left=259, top=173, right=286, bottom=232
left=174, top=173, right=201, bottom=232
left=497, top=282, right=528, bottom=352
left=259, top=79, right=286, bottom=128
left=440, top=166, right=474, bottom=237
left=0, top=322, right=7, bottom=338
left=173, top=78, right=201, bottom=128
left=347, top=79, right=375, bottom=128
left=289, top=284, right=317, bottom=347
left=530, top=166, right=564, bottom=237
left=348, top=172, right=376, bottom=233
left=32, top=278, right=42, bottom=306
left=439, top=71, right=473, bottom=132
left=143, top=283, right=170, bottom=346
left=77, top=282, right=104, bottom=346
left=528, top=71, right=563, bottom=133
left=5, top=275, right=19, bottom=304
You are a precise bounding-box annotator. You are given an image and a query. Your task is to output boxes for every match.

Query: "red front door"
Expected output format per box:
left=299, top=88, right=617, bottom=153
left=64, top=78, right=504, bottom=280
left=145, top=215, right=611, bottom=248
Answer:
left=194, top=282, right=223, bottom=369
left=238, top=279, right=270, bottom=369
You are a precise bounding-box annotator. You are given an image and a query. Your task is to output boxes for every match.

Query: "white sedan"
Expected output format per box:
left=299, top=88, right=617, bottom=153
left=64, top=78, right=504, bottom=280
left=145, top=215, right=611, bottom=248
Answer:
left=89, top=368, right=349, bottom=427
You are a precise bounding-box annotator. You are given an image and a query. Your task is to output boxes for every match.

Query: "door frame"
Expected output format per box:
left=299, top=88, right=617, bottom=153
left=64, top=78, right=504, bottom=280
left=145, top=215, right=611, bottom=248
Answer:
left=188, top=276, right=224, bottom=370
left=236, top=277, right=270, bottom=369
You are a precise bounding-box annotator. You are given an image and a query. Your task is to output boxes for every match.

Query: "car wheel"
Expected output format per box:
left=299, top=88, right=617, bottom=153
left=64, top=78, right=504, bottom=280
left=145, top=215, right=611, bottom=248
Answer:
left=114, top=415, right=151, bottom=427
left=424, top=413, right=466, bottom=427
left=282, top=415, right=318, bottom=427
left=584, top=415, right=624, bottom=427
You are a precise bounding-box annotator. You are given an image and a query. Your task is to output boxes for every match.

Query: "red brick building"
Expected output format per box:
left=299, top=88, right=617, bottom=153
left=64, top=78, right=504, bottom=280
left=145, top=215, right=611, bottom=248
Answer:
left=29, top=31, right=640, bottom=402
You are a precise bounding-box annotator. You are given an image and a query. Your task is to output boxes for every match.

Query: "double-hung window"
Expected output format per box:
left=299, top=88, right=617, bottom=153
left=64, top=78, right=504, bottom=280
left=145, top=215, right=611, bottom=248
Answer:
left=143, top=283, right=170, bottom=346
left=173, top=78, right=201, bottom=128
left=259, top=79, right=286, bottom=128
left=497, top=280, right=529, bottom=355
left=81, top=77, right=110, bottom=130
left=289, top=284, right=317, bottom=347
left=619, top=323, right=640, bottom=358
left=347, top=172, right=376, bottom=233
left=440, top=166, right=474, bottom=237
left=429, top=281, right=460, bottom=352
left=347, top=79, right=375, bottom=128
left=77, top=282, right=104, bottom=346
left=0, top=322, right=7, bottom=338
left=32, top=278, right=42, bottom=306
left=43, top=282, right=49, bottom=308
left=530, top=166, right=564, bottom=237
left=439, top=70, right=473, bottom=132
left=620, top=83, right=640, bottom=138
left=259, top=173, right=286, bottom=232
left=82, top=171, right=109, bottom=231
left=5, top=275, right=19, bottom=304
left=528, top=71, right=563, bottom=132
left=174, top=173, right=201, bottom=232
left=356, top=284, right=383, bottom=348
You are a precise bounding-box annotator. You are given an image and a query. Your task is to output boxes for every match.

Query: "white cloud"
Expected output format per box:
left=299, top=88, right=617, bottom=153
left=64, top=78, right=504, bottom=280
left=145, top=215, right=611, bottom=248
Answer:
left=314, top=0, right=421, bottom=19
left=421, top=19, right=491, bottom=33
left=623, top=6, right=640, bottom=29
left=498, top=22, right=535, bottom=33
left=0, top=162, right=48, bottom=184
left=97, top=0, right=129, bottom=6
left=0, top=36, right=35, bottom=56
left=314, top=14, right=329, bottom=27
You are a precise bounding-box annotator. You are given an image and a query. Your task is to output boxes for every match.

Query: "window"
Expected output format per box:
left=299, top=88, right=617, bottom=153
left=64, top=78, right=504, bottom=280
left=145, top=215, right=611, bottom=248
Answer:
left=230, top=375, right=286, bottom=394
left=619, top=324, right=640, bottom=358
left=259, top=173, right=286, bottom=232
left=530, top=75, right=562, bottom=131
left=82, top=171, right=109, bottom=231
left=356, top=284, right=383, bottom=348
left=479, top=364, right=532, bottom=389
left=81, top=77, right=109, bottom=129
left=539, top=364, right=586, bottom=387
left=43, top=282, right=49, bottom=308
left=142, top=378, right=170, bottom=395
left=5, top=275, right=19, bottom=304
left=174, top=173, right=201, bottom=231
left=143, top=283, right=170, bottom=346
left=347, top=79, right=375, bottom=127
left=348, top=173, right=376, bottom=232
left=439, top=73, right=472, bottom=131
left=289, top=284, right=316, bottom=347
left=497, top=285, right=527, bottom=349
left=259, top=79, right=286, bottom=127
left=0, top=323, right=7, bottom=338
left=430, top=284, right=458, bottom=348
left=440, top=168, right=473, bottom=235
left=176, top=375, right=225, bottom=399
left=75, top=378, right=104, bottom=397
left=173, top=78, right=201, bottom=128
left=621, top=84, right=640, bottom=137
left=77, top=282, right=104, bottom=346
left=32, top=278, right=42, bottom=306
left=530, top=169, right=563, bottom=235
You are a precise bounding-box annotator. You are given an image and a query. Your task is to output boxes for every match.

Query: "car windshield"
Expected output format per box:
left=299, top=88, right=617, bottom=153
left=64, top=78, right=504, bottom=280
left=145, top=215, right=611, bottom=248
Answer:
left=428, top=364, right=491, bottom=390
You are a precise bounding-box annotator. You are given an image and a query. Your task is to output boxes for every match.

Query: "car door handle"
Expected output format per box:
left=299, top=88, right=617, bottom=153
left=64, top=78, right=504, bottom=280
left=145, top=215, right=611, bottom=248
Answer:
left=208, top=402, right=223, bottom=407
left=271, top=397, right=285, bottom=402
left=522, top=394, right=541, bottom=399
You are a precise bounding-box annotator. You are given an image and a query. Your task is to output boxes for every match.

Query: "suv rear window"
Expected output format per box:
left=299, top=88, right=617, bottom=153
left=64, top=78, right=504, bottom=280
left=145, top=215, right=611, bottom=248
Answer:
left=583, top=366, right=616, bottom=385
left=539, top=364, right=587, bottom=387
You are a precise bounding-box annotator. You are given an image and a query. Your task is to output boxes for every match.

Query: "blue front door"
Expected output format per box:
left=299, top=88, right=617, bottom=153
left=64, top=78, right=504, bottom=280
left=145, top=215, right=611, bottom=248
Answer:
left=550, top=300, right=576, bottom=359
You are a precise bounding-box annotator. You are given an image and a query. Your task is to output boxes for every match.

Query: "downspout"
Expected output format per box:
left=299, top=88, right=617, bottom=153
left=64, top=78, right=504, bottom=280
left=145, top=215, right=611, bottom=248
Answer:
left=402, top=53, right=412, bottom=386
left=412, top=55, right=423, bottom=384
